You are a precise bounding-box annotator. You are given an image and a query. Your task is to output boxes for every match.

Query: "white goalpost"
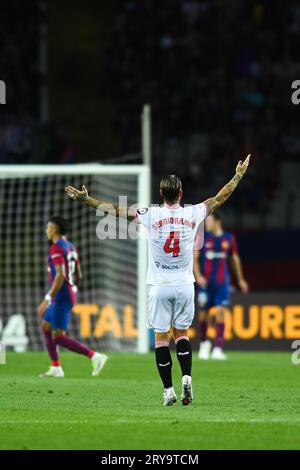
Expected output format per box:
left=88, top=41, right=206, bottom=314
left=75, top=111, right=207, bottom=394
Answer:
left=0, top=105, right=152, bottom=354
left=0, top=163, right=150, bottom=353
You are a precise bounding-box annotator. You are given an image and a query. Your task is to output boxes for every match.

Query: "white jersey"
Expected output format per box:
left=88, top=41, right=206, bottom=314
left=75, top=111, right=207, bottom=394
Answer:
left=136, top=203, right=207, bottom=286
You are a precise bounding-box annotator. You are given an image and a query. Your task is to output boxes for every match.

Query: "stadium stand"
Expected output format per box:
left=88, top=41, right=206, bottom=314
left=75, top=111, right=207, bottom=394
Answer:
left=108, top=0, right=300, bottom=228
left=0, top=1, right=74, bottom=164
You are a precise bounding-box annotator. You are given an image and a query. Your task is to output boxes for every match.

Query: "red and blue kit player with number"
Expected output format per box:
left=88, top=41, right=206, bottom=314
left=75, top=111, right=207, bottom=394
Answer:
left=37, top=216, right=108, bottom=378
left=193, top=212, right=248, bottom=360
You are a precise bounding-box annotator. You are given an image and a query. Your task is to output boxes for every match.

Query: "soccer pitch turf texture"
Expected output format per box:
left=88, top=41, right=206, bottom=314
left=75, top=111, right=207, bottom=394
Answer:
left=0, top=351, right=299, bottom=450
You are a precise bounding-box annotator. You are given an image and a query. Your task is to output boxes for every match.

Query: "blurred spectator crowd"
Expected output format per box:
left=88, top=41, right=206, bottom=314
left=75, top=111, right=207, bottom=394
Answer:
left=2, top=0, right=300, bottom=226
left=0, top=1, right=74, bottom=164
left=109, top=0, right=300, bottom=223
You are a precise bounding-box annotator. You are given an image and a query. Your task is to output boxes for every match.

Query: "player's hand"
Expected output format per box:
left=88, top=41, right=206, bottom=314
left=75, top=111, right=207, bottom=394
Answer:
left=65, top=185, right=89, bottom=202
left=238, top=278, right=249, bottom=293
left=37, top=300, right=49, bottom=317
left=236, top=154, right=251, bottom=178
left=196, top=275, right=207, bottom=288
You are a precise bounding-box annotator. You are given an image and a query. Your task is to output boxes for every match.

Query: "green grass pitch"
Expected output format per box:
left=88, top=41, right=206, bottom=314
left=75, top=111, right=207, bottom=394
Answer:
left=0, top=351, right=299, bottom=450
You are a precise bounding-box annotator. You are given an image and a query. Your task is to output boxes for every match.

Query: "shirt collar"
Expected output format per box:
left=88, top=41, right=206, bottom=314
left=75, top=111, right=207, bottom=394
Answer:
left=163, top=203, right=181, bottom=209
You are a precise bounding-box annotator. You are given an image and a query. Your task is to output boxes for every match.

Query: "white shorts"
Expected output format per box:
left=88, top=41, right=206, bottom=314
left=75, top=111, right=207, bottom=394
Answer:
left=147, top=284, right=195, bottom=333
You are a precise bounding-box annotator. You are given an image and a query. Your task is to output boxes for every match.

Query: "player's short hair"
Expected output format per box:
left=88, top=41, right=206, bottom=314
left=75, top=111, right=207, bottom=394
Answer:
left=212, top=211, right=222, bottom=222
left=160, top=175, right=182, bottom=204
left=49, top=216, right=68, bottom=235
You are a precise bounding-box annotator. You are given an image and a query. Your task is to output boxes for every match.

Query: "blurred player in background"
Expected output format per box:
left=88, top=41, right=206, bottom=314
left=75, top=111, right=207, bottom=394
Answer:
left=193, top=212, right=249, bottom=360
left=37, top=216, right=108, bottom=378
left=65, top=155, right=251, bottom=406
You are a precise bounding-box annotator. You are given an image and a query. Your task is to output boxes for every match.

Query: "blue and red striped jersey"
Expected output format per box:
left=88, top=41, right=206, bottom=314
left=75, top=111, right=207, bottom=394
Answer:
left=47, top=238, right=80, bottom=302
left=199, top=232, right=238, bottom=285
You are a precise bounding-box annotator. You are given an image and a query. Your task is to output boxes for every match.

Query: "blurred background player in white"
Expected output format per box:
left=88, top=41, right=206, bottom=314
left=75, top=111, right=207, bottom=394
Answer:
left=37, top=216, right=108, bottom=378
left=194, top=212, right=249, bottom=361
left=65, top=155, right=251, bottom=405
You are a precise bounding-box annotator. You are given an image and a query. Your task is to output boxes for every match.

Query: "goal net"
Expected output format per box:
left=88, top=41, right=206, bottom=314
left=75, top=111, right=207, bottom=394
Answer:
left=0, top=164, right=150, bottom=353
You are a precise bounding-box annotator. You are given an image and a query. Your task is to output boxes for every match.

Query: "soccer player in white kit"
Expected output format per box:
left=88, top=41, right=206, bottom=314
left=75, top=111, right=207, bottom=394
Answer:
left=65, top=155, right=251, bottom=406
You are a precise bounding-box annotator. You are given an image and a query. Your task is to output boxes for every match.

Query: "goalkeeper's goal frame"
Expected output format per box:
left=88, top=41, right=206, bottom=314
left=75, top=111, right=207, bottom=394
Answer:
left=0, top=163, right=150, bottom=353
left=0, top=106, right=152, bottom=353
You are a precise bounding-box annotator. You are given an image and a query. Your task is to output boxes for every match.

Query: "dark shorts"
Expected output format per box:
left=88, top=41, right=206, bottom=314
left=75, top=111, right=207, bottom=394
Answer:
left=197, top=284, right=230, bottom=309
left=44, top=296, right=74, bottom=331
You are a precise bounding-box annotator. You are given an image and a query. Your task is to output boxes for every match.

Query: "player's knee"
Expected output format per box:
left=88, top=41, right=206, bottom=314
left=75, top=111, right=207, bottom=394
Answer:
left=53, top=329, right=65, bottom=339
left=173, top=328, right=188, bottom=340
left=42, top=321, right=51, bottom=331
left=216, top=310, right=225, bottom=323
left=198, top=310, right=208, bottom=322
left=155, top=331, right=170, bottom=345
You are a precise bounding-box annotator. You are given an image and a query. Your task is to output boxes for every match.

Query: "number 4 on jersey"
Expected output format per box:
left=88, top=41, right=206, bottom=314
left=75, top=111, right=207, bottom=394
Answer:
left=163, top=231, right=180, bottom=257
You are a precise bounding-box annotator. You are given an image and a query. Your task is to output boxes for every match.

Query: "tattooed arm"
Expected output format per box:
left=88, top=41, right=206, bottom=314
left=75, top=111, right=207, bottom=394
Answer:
left=64, top=185, right=136, bottom=221
left=203, top=154, right=251, bottom=215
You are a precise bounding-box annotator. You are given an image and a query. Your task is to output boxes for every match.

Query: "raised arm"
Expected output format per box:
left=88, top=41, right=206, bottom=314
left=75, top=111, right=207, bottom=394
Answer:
left=203, top=155, right=251, bottom=215
left=65, top=185, right=136, bottom=221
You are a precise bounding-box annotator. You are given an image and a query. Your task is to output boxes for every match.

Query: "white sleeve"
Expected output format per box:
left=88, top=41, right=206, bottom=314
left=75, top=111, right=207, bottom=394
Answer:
left=135, top=207, right=150, bottom=227
left=193, top=202, right=208, bottom=227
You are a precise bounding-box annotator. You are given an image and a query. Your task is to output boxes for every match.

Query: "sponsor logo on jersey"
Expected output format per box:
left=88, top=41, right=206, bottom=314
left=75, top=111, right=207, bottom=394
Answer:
left=221, top=240, right=230, bottom=250
left=162, top=264, right=179, bottom=270
left=137, top=207, right=148, bottom=215
left=206, top=251, right=227, bottom=260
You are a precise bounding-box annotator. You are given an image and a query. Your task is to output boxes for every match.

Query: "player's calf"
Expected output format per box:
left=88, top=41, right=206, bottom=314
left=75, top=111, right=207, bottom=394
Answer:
left=155, top=336, right=174, bottom=405
left=198, top=310, right=210, bottom=359
left=41, top=321, right=61, bottom=368
left=174, top=333, right=193, bottom=405
left=211, top=321, right=227, bottom=360
left=53, top=331, right=108, bottom=375
left=175, top=334, right=192, bottom=376
left=54, top=330, right=94, bottom=358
